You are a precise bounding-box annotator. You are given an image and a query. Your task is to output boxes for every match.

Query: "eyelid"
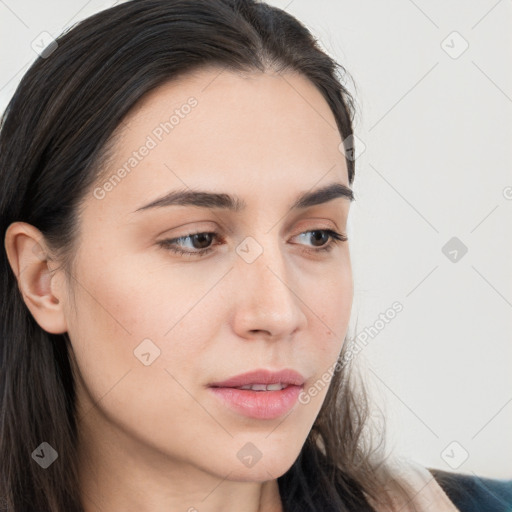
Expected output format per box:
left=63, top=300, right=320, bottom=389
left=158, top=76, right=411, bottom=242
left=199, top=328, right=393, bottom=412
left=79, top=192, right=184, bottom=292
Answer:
left=159, top=219, right=340, bottom=245
left=157, top=226, right=347, bottom=258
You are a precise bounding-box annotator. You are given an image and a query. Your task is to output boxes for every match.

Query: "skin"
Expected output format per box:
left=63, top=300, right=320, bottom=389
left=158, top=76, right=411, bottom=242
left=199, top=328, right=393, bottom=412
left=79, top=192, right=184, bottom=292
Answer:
left=5, top=67, right=353, bottom=512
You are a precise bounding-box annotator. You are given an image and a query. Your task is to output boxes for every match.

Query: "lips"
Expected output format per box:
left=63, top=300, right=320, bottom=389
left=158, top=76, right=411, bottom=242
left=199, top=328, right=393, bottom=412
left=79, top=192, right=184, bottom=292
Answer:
left=208, top=368, right=306, bottom=389
left=209, top=385, right=303, bottom=420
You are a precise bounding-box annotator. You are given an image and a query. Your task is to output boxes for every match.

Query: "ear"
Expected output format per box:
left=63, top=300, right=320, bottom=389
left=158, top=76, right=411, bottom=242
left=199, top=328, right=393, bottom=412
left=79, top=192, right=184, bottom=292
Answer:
left=4, top=221, right=68, bottom=334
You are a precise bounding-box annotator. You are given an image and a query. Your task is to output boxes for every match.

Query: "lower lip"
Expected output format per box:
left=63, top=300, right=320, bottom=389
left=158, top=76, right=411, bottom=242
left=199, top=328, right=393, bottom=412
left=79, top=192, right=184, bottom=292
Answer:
left=208, top=385, right=303, bottom=420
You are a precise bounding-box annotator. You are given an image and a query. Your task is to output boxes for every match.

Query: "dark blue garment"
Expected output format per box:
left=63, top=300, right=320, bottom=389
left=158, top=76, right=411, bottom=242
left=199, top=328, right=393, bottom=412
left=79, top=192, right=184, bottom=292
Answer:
left=428, top=467, right=512, bottom=512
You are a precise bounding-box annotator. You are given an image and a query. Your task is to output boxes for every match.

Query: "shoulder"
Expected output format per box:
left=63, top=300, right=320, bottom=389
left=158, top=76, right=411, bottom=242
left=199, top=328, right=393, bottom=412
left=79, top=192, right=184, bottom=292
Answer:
left=428, top=467, right=512, bottom=512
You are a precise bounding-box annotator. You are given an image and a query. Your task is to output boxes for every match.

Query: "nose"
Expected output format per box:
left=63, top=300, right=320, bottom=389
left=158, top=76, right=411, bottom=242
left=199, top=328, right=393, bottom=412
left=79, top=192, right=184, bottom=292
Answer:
left=230, top=237, right=308, bottom=340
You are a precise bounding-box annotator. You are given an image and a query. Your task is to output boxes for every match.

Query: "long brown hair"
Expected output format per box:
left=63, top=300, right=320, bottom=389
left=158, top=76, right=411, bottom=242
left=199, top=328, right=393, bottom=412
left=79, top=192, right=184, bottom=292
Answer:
left=0, top=1, right=415, bottom=510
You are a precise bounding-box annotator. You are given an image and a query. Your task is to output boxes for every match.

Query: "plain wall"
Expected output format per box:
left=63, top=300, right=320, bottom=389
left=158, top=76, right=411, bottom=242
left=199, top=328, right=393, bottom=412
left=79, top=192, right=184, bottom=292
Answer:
left=1, top=0, right=511, bottom=479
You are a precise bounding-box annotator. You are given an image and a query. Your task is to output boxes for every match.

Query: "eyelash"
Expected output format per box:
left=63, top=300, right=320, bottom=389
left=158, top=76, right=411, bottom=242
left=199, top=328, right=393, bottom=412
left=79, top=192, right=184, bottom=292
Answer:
left=157, top=229, right=348, bottom=258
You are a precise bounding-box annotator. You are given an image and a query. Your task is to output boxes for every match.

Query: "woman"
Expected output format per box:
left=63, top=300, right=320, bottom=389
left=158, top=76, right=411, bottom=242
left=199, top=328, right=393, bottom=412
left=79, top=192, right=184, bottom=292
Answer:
left=0, top=1, right=510, bottom=511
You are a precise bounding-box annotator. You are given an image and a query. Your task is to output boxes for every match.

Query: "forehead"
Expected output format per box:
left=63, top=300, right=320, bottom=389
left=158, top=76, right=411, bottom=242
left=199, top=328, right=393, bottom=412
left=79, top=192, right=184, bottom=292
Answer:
left=90, top=67, right=349, bottom=217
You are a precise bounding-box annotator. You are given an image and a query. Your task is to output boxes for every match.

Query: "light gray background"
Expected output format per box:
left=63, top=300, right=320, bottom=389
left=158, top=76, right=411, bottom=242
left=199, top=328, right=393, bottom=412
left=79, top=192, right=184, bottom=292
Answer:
left=1, top=0, right=511, bottom=479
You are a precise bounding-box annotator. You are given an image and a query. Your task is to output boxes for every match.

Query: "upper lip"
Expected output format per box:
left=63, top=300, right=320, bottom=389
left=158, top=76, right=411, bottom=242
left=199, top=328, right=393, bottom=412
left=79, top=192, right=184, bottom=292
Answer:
left=208, top=368, right=305, bottom=388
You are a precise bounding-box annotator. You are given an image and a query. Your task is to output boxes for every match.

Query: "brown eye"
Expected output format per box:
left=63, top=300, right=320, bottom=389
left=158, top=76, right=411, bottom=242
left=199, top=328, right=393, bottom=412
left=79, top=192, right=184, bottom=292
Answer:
left=308, top=230, right=330, bottom=247
left=189, top=233, right=214, bottom=249
left=158, top=228, right=347, bottom=259
left=294, top=229, right=348, bottom=253
left=158, top=232, right=220, bottom=257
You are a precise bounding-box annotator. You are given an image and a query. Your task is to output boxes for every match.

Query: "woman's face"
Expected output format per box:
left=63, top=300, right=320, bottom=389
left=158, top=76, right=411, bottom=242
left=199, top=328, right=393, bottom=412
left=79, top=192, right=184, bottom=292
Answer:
left=63, top=67, right=353, bottom=481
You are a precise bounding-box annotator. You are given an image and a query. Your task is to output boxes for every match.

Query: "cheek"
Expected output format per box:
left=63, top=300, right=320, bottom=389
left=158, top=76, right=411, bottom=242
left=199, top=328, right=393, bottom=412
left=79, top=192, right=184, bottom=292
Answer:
left=297, top=267, right=353, bottom=410
left=66, top=252, right=224, bottom=415
left=67, top=261, right=216, bottom=460
left=310, top=263, right=353, bottom=346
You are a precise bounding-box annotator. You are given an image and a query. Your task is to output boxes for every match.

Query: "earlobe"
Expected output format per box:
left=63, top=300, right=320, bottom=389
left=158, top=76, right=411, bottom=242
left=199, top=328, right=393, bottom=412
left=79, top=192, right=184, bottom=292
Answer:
left=4, top=221, right=68, bottom=334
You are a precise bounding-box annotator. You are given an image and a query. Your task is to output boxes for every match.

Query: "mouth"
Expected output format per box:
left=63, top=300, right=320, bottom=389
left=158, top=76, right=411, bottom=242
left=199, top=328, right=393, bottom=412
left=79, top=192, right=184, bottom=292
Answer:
left=208, top=368, right=305, bottom=389
left=207, top=368, right=305, bottom=420
left=224, top=382, right=291, bottom=391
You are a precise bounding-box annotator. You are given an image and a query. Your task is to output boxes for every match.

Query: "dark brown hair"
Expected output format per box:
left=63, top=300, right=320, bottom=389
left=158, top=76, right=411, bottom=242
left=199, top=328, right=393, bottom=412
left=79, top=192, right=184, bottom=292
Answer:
left=0, top=1, right=415, bottom=510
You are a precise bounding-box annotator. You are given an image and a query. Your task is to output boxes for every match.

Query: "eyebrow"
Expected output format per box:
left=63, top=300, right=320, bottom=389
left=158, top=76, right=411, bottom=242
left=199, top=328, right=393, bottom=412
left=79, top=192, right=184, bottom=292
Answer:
left=133, top=182, right=354, bottom=213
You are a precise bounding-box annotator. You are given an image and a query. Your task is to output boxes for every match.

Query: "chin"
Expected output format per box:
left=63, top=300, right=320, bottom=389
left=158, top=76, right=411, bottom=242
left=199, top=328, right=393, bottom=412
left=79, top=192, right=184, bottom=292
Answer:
left=220, top=450, right=299, bottom=482
left=224, top=465, right=290, bottom=482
